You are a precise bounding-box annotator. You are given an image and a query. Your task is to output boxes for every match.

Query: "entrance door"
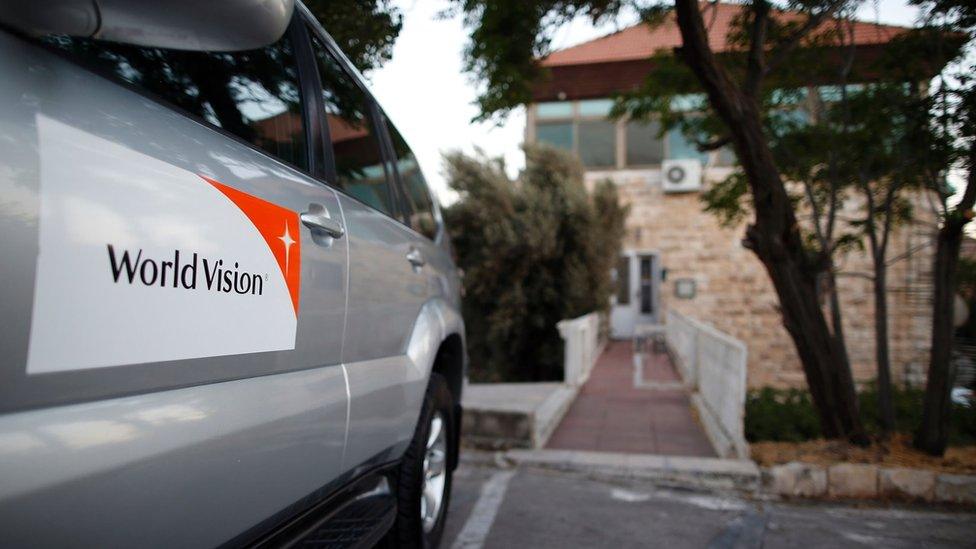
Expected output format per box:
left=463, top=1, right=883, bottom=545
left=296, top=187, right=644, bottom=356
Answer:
left=610, top=252, right=659, bottom=338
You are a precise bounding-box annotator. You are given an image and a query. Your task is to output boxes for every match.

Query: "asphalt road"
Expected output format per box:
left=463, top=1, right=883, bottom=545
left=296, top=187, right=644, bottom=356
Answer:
left=440, top=462, right=976, bottom=549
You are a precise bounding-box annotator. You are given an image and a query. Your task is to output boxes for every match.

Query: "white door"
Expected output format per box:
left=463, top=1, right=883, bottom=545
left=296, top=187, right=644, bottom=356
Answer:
left=610, top=252, right=659, bottom=338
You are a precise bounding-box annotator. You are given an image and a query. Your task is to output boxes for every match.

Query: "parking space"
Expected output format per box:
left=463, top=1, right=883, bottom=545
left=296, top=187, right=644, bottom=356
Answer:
left=441, top=462, right=976, bottom=548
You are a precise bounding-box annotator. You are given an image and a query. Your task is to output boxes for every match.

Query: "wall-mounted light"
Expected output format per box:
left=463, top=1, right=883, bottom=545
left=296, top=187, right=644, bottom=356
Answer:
left=675, top=278, right=696, bottom=299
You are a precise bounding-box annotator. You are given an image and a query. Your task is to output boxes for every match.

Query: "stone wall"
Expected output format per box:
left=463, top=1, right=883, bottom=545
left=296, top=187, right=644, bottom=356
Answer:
left=586, top=168, right=936, bottom=388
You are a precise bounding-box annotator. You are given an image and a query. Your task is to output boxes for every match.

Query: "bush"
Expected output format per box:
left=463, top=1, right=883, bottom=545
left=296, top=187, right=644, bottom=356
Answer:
left=443, top=145, right=627, bottom=382
left=745, top=384, right=976, bottom=445
left=744, top=387, right=822, bottom=442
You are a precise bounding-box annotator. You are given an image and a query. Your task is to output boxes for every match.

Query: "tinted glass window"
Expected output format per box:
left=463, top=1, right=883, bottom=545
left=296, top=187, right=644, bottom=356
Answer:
left=536, top=122, right=573, bottom=151
left=578, top=120, right=616, bottom=167
left=639, top=256, right=654, bottom=314
left=615, top=256, right=630, bottom=305
left=44, top=33, right=308, bottom=170
left=626, top=121, right=664, bottom=166
left=667, top=128, right=709, bottom=164
left=536, top=101, right=573, bottom=119
left=579, top=99, right=613, bottom=117
left=387, top=122, right=438, bottom=239
left=309, top=35, right=394, bottom=216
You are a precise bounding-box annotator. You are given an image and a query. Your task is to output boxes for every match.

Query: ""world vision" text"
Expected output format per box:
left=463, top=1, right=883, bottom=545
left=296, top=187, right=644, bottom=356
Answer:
left=107, top=244, right=265, bottom=295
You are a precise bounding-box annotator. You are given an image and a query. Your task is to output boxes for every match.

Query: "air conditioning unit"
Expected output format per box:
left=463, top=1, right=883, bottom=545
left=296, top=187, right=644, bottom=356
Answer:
left=661, top=159, right=702, bottom=193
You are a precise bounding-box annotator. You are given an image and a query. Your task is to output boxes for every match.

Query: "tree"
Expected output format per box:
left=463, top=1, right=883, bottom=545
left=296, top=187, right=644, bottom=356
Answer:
left=443, top=146, right=628, bottom=381
left=913, top=0, right=976, bottom=456
left=305, top=0, right=403, bottom=73
left=454, top=0, right=880, bottom=443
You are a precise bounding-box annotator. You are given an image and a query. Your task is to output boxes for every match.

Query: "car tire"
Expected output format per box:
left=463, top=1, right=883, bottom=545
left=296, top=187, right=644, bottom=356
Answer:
left=388, top=373, right=455, bottom=549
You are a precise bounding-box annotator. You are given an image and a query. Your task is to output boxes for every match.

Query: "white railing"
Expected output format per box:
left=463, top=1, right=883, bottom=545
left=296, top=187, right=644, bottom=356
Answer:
left=557, top=312, right=602, bottom=386
left=665, top=310, right=749, bottom=459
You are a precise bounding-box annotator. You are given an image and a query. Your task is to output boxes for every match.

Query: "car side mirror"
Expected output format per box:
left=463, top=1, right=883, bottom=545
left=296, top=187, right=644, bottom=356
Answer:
left=0, top=0, right=295, bottom=51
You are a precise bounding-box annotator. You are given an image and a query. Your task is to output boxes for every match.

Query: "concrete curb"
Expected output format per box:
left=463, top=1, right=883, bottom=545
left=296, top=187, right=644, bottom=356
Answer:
left=505, top=449, right=762, bottom=492
left=765, top=461, right=976, bottom=505
left=458, top=450, right=976, bottom=507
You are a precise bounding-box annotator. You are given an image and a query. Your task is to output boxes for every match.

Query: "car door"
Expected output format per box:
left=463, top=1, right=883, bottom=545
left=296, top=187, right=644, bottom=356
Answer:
left=0, top=19, right=350, bottom=548
left=303, top=26, right=431, bottom=472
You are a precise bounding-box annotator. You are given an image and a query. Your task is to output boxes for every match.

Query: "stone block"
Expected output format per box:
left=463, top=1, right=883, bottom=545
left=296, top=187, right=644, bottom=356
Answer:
left=828, top=463, right=878, bottom=498
left=935, top=474, right=976, bottom=504
left=879, top=468, right=935, bottom=501
left=768, top=462, right=827, bottom=497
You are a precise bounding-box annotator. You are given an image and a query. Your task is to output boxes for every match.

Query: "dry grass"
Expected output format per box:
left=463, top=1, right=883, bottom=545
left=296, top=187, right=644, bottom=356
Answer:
left=751, top=434, right=976, bottom=474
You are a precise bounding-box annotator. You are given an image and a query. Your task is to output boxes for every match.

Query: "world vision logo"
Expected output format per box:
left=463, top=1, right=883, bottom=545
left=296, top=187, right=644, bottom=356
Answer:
left=201, top=176, right=301, bottom=315
left=103, top=176, right=301, bottom=316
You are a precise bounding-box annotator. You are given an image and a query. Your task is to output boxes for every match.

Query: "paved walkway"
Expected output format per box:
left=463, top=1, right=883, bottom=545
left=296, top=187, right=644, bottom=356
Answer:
left=546, top=340, right=716, bottom=456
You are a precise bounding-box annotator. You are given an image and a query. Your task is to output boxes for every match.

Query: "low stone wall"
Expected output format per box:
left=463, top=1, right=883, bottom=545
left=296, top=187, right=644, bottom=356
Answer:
left=767, top=461, right=976, bottom=504
left=666, top=310, right=749, bottom=459
left=557, top=312, right=602, bottom=386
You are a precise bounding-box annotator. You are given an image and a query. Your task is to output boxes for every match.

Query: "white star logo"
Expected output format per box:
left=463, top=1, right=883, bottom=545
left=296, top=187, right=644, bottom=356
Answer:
left=277, top=222, right=295, bottom=274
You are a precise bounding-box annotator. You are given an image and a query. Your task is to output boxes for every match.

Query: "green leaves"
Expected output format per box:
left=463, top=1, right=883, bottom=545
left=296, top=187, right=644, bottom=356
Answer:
left=451, top=0, right=629, bottom=121
left=305, top=0, right=403, bottom=73
left=443, top=145, right=628, bottom=381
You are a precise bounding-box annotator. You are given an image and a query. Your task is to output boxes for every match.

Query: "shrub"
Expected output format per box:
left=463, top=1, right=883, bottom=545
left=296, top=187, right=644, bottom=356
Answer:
left=745, top=384, right=976, bottom=445
left=744, top=387, right=822, bottom=442
left=443, top=145, right=627, bottom=382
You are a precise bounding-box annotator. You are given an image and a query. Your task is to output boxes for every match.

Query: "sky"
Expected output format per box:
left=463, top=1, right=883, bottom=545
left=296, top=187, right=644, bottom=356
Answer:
left=366, top=1, right=923, bottom=205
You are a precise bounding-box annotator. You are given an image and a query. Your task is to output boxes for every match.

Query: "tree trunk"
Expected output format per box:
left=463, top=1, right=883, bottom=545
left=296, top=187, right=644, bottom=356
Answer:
left=915, top=220, right=964, bottom=454
left=917, top=147, right=976, bottom=456
left=673, top=0, right=869, bottom=445
left=873, top=260, right=896, bottom=433
left=827, top=271, right=851, bottom=370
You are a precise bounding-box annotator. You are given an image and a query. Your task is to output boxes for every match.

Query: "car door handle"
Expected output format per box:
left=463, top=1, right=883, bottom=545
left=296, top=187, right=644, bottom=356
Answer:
left=406, top=248, right=425, bottom=267
left=300, top=206, right=344, bottom=239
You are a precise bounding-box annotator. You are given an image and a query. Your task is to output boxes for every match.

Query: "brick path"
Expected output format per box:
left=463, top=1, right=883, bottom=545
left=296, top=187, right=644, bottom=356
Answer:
left=546, top=340, right=716, bottom=456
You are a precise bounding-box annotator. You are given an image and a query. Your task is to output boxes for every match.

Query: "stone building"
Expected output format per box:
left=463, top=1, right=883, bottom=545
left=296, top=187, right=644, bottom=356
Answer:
left=524, top=3, right=936, bottom=388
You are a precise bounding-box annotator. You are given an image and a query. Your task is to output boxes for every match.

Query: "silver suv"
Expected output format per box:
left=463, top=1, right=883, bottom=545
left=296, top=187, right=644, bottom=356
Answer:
left=0, top=1, right=465, bottom=546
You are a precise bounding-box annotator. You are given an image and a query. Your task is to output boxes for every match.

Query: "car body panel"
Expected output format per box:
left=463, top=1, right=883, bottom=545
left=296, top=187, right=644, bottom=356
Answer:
left=0, top=367, right=347, bottom=548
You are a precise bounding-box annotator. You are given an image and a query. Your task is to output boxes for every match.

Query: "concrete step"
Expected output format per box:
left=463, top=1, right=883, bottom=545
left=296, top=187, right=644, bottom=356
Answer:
left=462, top=382, right=578, bottom=449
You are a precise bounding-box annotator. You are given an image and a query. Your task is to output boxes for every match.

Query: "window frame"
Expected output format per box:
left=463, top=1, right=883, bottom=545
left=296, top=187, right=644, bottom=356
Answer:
left=38, top=5, right=412, bottom=226
left=300, top=8, right=408, bottom=225
left=532, top=100, right=730, bottom=170
left=36, top=13, right=321, bottom=179
left=378, top=110, right=444, bottom=243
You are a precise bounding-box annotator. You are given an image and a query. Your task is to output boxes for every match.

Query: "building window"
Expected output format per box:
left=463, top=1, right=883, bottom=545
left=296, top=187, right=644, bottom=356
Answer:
left=625, top=120, right=664, bottom=166
left=667, top=127, right=710, bottom=164
left=537, top=101, right=574, bottom=119
left=537, top=121, right=574, bottom=151
left=670, top=93, right=707, bottom=111
left=532, top=97, right=744, bottom=170
left=578, top=120, right=616, bottom=167
left=578, top=98, right=614, bottom=117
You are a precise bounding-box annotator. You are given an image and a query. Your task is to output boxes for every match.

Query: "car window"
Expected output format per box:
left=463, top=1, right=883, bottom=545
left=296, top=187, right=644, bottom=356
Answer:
left=386, top=121, right=438, bottom=240
left=42, top=31, right=308, bottom=171
left=308, top=34, right=395, bottom=217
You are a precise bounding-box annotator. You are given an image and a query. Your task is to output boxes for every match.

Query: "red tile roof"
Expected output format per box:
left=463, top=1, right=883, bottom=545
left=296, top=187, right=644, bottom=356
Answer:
left=541, top=2, right=908, bottom=67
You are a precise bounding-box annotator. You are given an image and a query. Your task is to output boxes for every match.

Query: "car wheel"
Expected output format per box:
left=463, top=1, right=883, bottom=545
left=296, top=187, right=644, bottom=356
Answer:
left=389, top=373, right=455, bottom=548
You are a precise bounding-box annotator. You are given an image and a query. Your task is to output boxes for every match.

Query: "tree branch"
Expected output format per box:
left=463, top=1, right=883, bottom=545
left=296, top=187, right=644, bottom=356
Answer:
left=743, top=0, right=770, bottom=99
left=673, top=0, right=745, bottom=123
left=694, top=135, right=732, bottom=151
left=764, top=0, right=847, bottom=76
